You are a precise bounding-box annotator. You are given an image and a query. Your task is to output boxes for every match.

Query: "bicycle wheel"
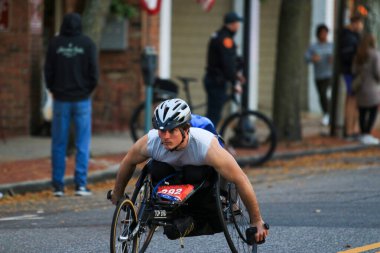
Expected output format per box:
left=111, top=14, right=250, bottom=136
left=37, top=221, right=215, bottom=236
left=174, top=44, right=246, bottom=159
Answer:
left=214, top=174, right=254, bottom=253
left=227, top=183, right=256, bottom=252
left=131, top=171, right=156, bottom=253
left=110, top=198, right=138, bottom=253
left=219, top=110, right=277, bottom=166
left=130, top=99, right=164, bottom=142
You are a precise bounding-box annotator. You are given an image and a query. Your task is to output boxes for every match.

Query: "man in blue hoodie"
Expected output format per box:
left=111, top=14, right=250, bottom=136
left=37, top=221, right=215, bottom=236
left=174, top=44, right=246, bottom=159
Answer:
left=44, top=13, right=98, bottom=197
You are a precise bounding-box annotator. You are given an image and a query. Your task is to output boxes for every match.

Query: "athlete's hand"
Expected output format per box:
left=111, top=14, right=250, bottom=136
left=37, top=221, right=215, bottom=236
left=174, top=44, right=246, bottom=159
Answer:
left=108, top=190, right=122, bottom=205
left=252, top=220, right=269, bottom=244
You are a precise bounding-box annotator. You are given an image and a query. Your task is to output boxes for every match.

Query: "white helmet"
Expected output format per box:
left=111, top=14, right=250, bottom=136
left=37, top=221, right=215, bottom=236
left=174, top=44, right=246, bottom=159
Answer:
left=153, top=99, right=191, bottom=130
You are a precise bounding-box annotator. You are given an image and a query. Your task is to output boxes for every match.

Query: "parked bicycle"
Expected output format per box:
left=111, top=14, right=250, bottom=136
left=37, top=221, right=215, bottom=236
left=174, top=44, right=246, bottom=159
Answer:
left=107, top=161, right=268, bottom=253
left=130, top=77, right=277, bottom=166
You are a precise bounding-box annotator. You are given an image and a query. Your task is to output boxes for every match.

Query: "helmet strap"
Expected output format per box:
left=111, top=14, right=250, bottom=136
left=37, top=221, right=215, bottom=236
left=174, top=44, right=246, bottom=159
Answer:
left=169, top=128, right=187, bottom=152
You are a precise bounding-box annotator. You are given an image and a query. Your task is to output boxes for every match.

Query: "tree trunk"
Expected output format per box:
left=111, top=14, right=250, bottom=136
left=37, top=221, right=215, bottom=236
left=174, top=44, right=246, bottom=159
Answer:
left=272, top=0, right=311, bottom=141
left=82, top=0, right=112, bottom=47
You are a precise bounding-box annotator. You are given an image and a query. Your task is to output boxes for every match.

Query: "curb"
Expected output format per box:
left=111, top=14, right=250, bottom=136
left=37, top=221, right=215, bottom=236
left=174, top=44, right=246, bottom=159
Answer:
left=236, top=143, right=369, bottom=167
left=0, top=143, right=371, bottom=195
left=0, top=165, right=119, bottom=196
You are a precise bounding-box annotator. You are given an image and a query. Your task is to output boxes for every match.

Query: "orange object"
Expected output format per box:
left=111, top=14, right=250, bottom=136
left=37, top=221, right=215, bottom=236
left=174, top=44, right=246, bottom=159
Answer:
left=357, top=5, right=368, bottom=16
left=157, top=184, right=195, bottom=202
left=223, top=38, right=233, bottom=49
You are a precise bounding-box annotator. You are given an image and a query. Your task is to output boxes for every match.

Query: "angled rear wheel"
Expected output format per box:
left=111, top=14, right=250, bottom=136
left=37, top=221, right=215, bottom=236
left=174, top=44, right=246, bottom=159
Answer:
left=131, top=170, right=156, bottom=253
left=110, top=199, right=138, bottom=253
left=215, top=174, right=255, bottom=253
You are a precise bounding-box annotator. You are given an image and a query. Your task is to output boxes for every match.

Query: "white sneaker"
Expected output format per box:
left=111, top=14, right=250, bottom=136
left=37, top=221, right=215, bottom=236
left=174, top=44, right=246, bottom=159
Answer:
left=53, top=190, right=64, bottom=197
left=360, top=134, right=380, bottom=145
left=75, top=186, right=92, bottom=196
left=321, top=114, right=330, bottom=126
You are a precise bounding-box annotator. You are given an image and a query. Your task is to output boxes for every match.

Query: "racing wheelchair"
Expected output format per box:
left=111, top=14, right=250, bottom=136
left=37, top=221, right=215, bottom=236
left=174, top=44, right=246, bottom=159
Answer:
left=107, top=161, right=268, bottom=253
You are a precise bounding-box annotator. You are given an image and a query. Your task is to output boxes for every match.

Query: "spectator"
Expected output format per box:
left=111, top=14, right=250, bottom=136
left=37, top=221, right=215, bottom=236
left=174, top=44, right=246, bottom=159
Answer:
left=305, top=24, right=334, bottom=126
left=352, top=34, right=380, bottom=145
left=44, top=13, right=99, bottom=197
left=204, top=11, right=245, bottom=127
left=340, top=15, right=364, bottom=140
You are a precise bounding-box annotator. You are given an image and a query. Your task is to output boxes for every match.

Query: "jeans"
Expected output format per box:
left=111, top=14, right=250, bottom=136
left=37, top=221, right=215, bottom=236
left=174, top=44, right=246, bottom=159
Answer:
left=204, top=75, right=228, bottom=127
left=51, top=98, right=92, bottom=189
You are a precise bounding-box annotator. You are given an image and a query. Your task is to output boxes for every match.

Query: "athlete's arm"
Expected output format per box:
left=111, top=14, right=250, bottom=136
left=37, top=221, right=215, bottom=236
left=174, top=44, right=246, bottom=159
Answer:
left=111, top=135, right=150, bottom=204
left=205, top=137, right=268, bottom=242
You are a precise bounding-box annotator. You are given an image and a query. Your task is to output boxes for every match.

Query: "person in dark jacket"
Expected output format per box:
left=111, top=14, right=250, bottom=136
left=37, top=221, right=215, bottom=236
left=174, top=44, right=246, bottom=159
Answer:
left=340, top=15, right=363, bottom=140
left=204, top=11, right=245, bottom=127
left=44, top=13, right=99, bottom=197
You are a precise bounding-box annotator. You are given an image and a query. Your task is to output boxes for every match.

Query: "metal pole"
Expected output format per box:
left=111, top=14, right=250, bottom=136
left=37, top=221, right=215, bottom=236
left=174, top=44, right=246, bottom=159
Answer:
left=330, top=0, right=346, bottom=136
left=144, top=84, right=153, bottom=133
left=144, top=17, right=154, bottom=134
left=242, top=0, right=251, bottom=110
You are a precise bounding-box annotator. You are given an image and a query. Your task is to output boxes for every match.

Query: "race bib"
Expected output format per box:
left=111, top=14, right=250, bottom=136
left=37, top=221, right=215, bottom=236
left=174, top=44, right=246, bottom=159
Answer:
left=157, top=184, right=194, bottom=202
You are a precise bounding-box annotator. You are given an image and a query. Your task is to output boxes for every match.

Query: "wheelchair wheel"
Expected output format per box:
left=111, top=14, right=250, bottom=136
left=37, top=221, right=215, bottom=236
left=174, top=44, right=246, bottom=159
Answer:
left=215, top=175, right=254, bottom=253
left=130, top=99, right=164, bottom=142
left=131, top=171, right=156, bottom=253
left=110, top=198, right=138, bottom=253
left=219, top=110, right=277, bottom=166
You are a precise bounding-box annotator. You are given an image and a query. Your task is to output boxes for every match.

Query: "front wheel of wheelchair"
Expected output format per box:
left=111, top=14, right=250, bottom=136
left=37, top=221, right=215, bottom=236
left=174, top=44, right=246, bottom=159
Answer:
left=215, top=175, right=254, bottom=253
left=219, top=110, right=277, bottom=166
left=110, top=198, right=138, bottom=253
left=131, top=171, right=157, bottom=253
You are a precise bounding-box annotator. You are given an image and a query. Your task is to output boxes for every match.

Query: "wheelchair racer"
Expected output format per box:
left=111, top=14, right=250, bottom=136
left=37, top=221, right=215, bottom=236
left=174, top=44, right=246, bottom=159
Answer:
left=111, top=98, right=269, bottom=243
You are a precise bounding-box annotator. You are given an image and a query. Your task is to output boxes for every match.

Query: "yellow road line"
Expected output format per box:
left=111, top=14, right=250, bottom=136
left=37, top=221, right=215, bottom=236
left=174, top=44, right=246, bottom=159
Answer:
left=338, top=242, right=380, bottom=253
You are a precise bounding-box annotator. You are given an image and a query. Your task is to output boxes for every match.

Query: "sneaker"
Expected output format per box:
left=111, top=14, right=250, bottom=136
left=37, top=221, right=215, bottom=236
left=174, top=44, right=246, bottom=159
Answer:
left=53, top=188, right=64, bottom=197
left=75, top=186, right=92, bottom=196
left=321, top=114, right=330, bottom=126
left=344, top=133, right=360, bottom=142
left=360, top=134, right=380, bottom=145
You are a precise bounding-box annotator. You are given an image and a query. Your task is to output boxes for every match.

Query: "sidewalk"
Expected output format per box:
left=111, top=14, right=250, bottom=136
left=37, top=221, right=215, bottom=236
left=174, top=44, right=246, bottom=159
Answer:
left=0, top=113, right=374, bottom=195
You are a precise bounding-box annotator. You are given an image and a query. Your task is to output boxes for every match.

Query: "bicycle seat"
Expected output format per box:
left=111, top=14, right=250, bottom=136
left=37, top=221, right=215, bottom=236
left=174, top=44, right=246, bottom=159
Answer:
left=177, top=76, right=197, bottom=84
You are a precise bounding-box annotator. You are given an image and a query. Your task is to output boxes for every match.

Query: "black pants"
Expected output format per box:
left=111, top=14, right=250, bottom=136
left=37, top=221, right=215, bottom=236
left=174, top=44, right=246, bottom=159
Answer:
left=148, top=160, right=224, bottom=235
left=204, top=74, right=228, bottom=127
left=358, top=106, right=378, bottom=134
left=315, top=78, right=331, bottom=114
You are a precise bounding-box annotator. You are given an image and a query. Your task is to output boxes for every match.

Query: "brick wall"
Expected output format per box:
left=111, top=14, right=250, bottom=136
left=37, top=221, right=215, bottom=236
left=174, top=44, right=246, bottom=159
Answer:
left=0, top=0, right=160, bottom=137
left=0, top=1, right=35, bottom=137
left=63, top=0, right=160, bottom=133
left=92, top=1, right=160, bottom=133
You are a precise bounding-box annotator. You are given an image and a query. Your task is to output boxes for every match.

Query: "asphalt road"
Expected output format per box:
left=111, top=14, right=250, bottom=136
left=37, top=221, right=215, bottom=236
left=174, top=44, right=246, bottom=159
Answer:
left=0, top=161, right=380, bottom=252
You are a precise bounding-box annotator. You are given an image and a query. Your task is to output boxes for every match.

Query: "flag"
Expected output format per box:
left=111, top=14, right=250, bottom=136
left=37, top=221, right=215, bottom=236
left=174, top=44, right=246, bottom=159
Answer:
left=140, top=0, right=162, bottom=15
left=196, top=0, right=215, bottom=12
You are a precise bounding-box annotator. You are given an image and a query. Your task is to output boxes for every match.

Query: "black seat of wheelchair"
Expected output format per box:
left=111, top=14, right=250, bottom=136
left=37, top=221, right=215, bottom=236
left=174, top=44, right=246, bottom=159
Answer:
left=177, top=76, right=197, bottom=84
